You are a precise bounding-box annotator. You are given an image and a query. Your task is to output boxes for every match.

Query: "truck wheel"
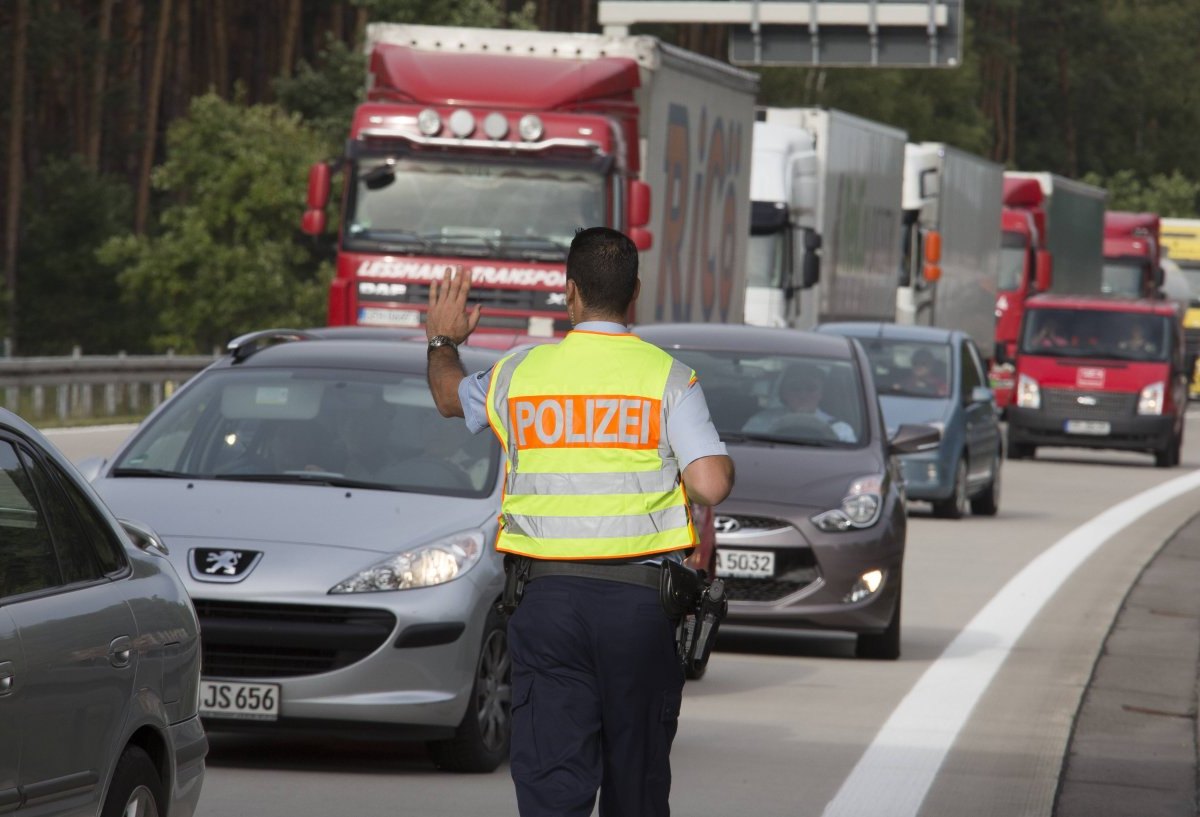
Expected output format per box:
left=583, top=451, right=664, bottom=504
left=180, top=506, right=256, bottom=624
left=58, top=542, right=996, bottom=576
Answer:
left=970, top=453, right=1002, bottom=516
left=427, top=609, right=511, bottom=773
left=931, top=458, right=968, bottom=519
left=856, top=588, right=901, bottom=660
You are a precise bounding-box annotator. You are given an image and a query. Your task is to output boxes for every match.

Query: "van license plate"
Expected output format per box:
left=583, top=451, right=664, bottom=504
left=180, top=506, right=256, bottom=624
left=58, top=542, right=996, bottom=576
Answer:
left=200, top=680, right=280, bottom=721
left=1065, top=420, right=1111, bottom=435
left=717, top=549, right=775, bottom=579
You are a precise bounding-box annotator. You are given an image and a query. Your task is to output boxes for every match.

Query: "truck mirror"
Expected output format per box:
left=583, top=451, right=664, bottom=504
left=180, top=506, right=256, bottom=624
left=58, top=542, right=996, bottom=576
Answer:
left=1035, top=250, right=1053, bottom=292
left=628, top=181, right=651, bottom=229
left=1155, top=264, right=1165, bottom=289
left=801, top=245, right=821, bottom=288
left=629, top=227, right=653, bottom=251
left=923, top=264, right=942, bottom=283
left=301, top=209, right=327, bottom=236
left=306, top=163, right=330, bottom=210
left=804, top=229, right=822, bottom=252
left=924, top=231, right=942, bottom=264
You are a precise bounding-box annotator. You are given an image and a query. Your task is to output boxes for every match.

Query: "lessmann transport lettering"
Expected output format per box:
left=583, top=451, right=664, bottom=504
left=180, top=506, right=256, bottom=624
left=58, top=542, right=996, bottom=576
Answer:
left=511, top=396, right=661, bottom=449
left=356, top=261, right=566, bottom=288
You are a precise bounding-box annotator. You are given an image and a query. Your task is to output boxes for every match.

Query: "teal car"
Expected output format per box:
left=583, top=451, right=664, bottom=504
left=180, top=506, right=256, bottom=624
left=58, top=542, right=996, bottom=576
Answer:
left=818, top=323, right=1003, bottom=519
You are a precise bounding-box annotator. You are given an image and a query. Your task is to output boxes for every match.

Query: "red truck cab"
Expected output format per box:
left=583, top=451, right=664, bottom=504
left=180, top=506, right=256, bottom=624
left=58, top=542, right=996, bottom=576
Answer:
left=1007, top=295, right=1187, bottom=467
left=1102, top=212, right=1161, bottom=298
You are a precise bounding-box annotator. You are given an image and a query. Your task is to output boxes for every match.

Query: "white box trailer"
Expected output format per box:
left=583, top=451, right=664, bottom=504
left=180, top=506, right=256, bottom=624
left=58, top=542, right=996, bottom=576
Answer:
left=745, top=107, right=906, bottom=330
left=897, top=142, right=1004, bottom=352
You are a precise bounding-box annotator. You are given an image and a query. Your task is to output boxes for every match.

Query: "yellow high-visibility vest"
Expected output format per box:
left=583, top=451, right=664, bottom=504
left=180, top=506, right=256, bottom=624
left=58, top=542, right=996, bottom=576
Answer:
left=485, top=330, right=697, bottom=560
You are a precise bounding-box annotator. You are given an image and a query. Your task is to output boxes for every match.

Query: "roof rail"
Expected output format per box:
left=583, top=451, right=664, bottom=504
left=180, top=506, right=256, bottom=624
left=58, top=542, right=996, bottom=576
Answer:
left=226, top=329, right=317, bottom=363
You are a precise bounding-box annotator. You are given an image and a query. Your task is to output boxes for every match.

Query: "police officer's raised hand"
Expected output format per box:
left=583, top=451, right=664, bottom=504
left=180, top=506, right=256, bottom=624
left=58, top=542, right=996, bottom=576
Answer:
left=427, top=265, right=482, bottom=345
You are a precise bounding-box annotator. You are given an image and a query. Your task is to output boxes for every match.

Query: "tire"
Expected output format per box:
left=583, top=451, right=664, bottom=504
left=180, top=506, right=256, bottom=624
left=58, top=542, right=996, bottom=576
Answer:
left=856, top=588, right=901, bottom=660
left=1007, top=442, right=1034, bottom=461
left=931, top=457, right=968, bottom=519
left=427, top=609, right=511, bottom=773
left=1155, top=434, right=1181, bottom=468
left=970, top=452, right=1002, bottom=517
left=101, top=746, right=165, bottom=817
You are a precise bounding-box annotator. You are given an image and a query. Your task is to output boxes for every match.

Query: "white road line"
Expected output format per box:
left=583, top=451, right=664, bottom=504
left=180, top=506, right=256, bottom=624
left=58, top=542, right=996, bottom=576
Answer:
left=821, top=467, right=1200, bottom=817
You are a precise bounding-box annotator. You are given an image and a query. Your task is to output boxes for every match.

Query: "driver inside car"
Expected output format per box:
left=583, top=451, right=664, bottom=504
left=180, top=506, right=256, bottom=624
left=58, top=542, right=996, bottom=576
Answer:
left=742, top=362, right=856, bottom=442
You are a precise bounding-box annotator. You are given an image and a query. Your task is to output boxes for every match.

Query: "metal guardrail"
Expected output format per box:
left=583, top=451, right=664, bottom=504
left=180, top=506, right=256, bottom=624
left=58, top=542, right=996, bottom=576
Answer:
left=0, top=351, right=217, bottom=425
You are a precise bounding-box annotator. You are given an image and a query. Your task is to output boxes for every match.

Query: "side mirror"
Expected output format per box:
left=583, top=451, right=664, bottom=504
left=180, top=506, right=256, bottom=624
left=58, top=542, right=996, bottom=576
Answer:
left=1034, top=250, right=1053, bottom=292
left=301, top=162, right=332, bottom=236
left=888, top=423, right=941, bottom=456
left=119, top=518, right=170, bottom=556
left=801, top=229, right=822, bottom=289
left=628, top=180, right=651, bottom=229
left=629, top=227, right=652, bottom=251
left=76, top=456, right=106, bottom=482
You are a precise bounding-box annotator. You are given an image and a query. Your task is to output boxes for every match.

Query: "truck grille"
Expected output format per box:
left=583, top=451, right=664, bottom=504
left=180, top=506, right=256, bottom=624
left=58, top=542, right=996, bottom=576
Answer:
left=358, top=282, right=570, bottom=332
left=723, top=548, right=820, bottom=602
left=1042, top=389, right=1137, bottom=421
left=194, top=600, right=397, bottom=679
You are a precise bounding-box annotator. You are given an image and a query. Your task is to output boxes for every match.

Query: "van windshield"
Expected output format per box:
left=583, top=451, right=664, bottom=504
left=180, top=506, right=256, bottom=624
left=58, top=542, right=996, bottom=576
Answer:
left=1020, top=308, right=1171, bottom=362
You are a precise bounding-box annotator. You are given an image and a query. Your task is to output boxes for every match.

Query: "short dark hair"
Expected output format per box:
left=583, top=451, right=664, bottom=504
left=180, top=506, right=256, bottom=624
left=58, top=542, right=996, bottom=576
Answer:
left=566, top=227, right=639, bottom=316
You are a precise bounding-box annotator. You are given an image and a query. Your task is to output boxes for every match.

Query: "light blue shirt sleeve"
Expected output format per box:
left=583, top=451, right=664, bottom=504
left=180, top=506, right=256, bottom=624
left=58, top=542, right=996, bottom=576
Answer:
left=667, top=380, right=728, bottom=470
left=458, top=367, right=494, bottom=435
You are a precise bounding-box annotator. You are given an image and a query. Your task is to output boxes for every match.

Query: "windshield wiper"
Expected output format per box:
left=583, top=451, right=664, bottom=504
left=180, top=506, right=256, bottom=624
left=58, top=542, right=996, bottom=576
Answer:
left=112, top=467, right=193, bottom=479
left=429, top=233, right=498, bottom=255
left=211, top=472, right=387, bottom=490
left=351, top=229, right=433, bottom=252
left=720, top=432, right=841, bottom=448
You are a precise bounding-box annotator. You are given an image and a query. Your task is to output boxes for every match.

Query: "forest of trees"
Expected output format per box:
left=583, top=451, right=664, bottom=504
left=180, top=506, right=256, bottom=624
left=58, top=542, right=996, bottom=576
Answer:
left=2, top=0, right=1199, bottom=354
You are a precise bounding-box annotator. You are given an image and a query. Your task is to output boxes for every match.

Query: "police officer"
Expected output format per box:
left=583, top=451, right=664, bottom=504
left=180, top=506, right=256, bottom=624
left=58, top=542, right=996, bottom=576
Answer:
left=425, top=227, right=734, bottom=817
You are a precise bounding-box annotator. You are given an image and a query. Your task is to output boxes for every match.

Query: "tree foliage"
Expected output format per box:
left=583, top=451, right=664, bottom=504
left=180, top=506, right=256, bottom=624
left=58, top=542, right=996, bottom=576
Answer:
left=99, top=94, right=331, bottom=353
left=1082, top=170, right=1200, bottom=219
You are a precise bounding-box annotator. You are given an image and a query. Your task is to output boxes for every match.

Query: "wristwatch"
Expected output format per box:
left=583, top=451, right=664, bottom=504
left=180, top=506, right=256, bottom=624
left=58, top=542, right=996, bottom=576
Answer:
left=428, top=335, right=458, bottom=350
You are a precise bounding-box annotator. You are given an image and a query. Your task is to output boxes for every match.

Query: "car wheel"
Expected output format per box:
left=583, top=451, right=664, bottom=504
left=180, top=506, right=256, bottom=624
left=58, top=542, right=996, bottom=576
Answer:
left=856, top=587, right=901, bottom=660
left=931, top=457, right=968, bottom=519
left=970, top=452, right=1001, bottom=516
left=101, top=746, right=165, bottom=817
left=1007, top=442, right=1033, bottom=460
left=427, top=609, right=511, bottom=773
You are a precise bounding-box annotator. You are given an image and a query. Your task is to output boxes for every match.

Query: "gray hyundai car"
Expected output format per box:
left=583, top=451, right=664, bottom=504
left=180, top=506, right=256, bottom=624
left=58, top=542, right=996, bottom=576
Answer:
left=0, top=408, right=205, bottom=815
left=83, top=329, right=511, bottom=772
left=634, top=324, right=938, bottom=659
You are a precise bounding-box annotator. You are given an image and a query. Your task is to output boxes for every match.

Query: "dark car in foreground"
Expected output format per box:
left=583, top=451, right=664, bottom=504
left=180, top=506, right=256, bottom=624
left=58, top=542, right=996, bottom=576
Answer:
left=819, top=322, right=1003, bottom=518
left=634, top=324, right=938, bottom=659
left=0, top=408, right=205, bottom=815
left=82, top=329, right=512, bottom=772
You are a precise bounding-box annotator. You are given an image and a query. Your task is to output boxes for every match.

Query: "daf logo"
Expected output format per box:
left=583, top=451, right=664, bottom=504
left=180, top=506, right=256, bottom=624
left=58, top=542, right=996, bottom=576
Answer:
left=1077, top=395, right=1098, bottom=406
left=189, top=548, right=263, bottom=583
left=713, top=515, right=741, bottom=534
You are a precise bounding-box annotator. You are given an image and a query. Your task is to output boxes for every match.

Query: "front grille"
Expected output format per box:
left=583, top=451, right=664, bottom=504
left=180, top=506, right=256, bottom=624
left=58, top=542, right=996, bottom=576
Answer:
left=194, top=600, right=397, bottom=679
left=723, top=548, right=820, bottom=602
left=1042, top=389, right=1137, bottom=421
left=359, top=282, right=565, bottom=313
left=717, top=514, right=792, bottom=533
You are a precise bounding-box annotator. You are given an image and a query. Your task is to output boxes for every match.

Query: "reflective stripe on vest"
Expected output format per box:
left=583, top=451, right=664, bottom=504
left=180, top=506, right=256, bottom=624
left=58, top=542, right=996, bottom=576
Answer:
left=485, top=331, right=696, bottom=560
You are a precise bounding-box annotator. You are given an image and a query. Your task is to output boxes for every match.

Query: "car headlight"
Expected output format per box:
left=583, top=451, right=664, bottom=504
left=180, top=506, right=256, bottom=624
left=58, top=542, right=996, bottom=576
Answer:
left=812, top=475, right=884, bottom=532
left=1138, top=381, right=1164, bottom=415
left=329, top=530, right=485, bottom=593
left=1016, top=373, right=1040, bottom=409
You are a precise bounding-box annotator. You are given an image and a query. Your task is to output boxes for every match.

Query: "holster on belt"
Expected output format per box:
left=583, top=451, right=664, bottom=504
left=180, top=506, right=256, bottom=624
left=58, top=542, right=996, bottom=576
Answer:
left=659, top=561, right=728, bottom=675
left=497, top=554, right=532, bottom=616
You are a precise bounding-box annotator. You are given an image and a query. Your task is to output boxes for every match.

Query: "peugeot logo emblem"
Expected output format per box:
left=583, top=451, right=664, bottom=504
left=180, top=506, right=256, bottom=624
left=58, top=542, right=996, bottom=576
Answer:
left=713, top=515, right=741, bottom=534
left=189, top=548, right=263, bottom=583
left=1077, top=395, right=1098, bottom=406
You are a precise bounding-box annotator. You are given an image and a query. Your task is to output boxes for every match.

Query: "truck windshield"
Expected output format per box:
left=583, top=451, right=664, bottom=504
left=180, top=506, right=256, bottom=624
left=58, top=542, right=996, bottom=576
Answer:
left=344, top=156, right=605, bottom=260
left=746, top=233, right=786, bottom=287
left=998, top=232, right=1027, bottom=291
left=1178, top=263, right=1200, bottom=305
left=1101, top=260, right=1147, bottom=297
left=1021, top=308, right=1170, bottom=362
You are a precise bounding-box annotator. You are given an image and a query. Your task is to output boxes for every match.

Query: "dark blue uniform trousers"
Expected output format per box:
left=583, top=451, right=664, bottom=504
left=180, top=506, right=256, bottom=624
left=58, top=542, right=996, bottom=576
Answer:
left=508, top=574, right=685, bottom=817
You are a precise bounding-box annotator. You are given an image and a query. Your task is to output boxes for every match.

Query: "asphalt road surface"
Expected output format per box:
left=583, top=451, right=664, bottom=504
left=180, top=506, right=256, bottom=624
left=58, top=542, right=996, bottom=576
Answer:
left=45, top=414, right=1200, bottom=817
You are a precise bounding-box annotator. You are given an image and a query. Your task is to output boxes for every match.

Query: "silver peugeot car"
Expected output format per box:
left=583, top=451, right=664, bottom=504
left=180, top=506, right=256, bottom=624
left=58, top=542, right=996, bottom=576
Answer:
left=0, top=408, right=205, bottom=815
left=83, top=329, right=510, bottom=772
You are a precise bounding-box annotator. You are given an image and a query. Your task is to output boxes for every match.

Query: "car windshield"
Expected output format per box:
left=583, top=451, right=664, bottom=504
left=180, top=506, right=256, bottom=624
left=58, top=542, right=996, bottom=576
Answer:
left=112, top=368, right=500, bottom=497
left=670, top=349, right=867, bottom=447
left=856, top=338, right=953, bottom=399
left=1020, top=308, right=1171, bottom=362
left=343, top=155, right=604, bottom=260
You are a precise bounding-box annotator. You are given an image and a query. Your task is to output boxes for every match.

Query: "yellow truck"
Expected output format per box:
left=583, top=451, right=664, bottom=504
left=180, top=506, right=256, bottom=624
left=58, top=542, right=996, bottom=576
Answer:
left=1161, top=217, right=1200, bottom=397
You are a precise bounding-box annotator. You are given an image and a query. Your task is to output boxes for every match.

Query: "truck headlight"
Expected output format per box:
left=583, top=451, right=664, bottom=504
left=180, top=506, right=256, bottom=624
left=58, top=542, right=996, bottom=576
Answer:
left=812, top=475, right=884, bottom=532
left=1138, top=381, right=1165, bottom=415
left=330, top=530, right=485, bottom=593
left=1016, top=373, right=1040, bottom=409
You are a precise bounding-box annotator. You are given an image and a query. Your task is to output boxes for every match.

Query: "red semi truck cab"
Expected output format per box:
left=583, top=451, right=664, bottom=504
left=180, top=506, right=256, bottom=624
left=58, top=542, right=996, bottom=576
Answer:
left=1102, top=211, right=1162, bottom=298
left=1006, top=295, right=1187, bottom=467
left=300, top=24, right=756, bottom=337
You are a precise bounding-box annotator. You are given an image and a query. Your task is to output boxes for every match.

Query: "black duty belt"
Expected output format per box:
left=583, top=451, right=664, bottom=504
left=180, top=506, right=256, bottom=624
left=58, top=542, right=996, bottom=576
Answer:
left=526, top=560, right=661, bottom=590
